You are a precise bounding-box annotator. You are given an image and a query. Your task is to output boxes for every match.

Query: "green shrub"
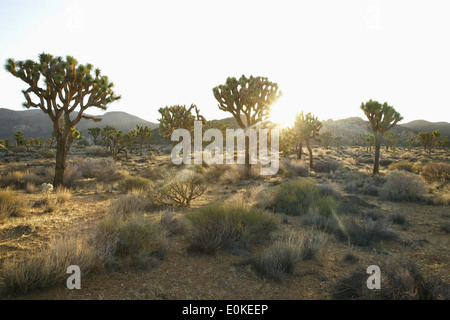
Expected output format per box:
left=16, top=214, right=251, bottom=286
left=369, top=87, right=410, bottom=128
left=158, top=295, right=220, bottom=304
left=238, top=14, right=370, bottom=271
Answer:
left=314, top=196, right=337, bottom=217
left=270, top=179, right=320, bottom=215
left=388, top=162, right=414, bottom=172
left=118, top=176, right=152, bottom=193
left=94, top=215, right=168, bottom=270
left=186, top=203, right=280, bottom=255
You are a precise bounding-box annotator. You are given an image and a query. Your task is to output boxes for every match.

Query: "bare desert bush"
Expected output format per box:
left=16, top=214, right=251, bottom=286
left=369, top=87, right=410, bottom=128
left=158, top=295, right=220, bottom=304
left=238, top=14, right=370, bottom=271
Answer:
left=153, top=169, right=207, bottom=207
left=280, top=159, right=309, bottom=177
left=118, top=176, right=152, bottom=193
left=45, top=163, right=82, bottom=187
left=186, top=202, right=280, bottom=255
left=334, top=218, right=400, bottom=247
left=1, top=170, right=44, bottom=189
left=0, top=236, right=100, bottom=296
left=251, top=186, right=276, bottom=209
left=420, top=162, right=450, bottom=184
left=38, top=148, right=54, bottom=159
left=141, top=165, right=166, bottom=181
left=301, top=209, right=338, bottom=233
left=0, top=187, right=26, bottom=222
left=379, top=171, right=428, bottom=201
left=93, top=215, right=168, bottom=270
left=77, top=158, right=121, bottom=182
left=388, top=161, right=415, bottom=172
left=110, top=190, right=151, bottom=216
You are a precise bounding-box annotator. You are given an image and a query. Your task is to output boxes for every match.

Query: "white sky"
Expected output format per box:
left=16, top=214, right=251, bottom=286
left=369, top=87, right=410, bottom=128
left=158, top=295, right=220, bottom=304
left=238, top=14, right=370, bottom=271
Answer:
left=0, top=0, right=449, bottom=125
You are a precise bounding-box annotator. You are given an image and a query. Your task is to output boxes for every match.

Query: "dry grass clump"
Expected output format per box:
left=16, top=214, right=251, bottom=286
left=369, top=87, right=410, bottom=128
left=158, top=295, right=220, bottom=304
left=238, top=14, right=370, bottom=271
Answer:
left=110, top=190, right=151, bottom=216
left=344, top=172, right=386, bottom=196
left=159, top=210, right=187, bottom=235
left=246, top=229, right=327, bottom=281
left=219, top=165, right=260, bottom=184
left=85, top=145, right=107, bottom=157
left=1, top=170, right=44, bottom=189
left=280, top=159, right=309, bottom=178
left=0, top=187, right=26, bottom=222
left=186, top=202, right=280, bottom=255
left=93, top=215, right=168, bottom=270
left=379, top=171, right=428, bottom=202
left=0, top=236, right=100, bottom=297
left=55, top=186, right=72, bottom=204
left=118, top=176, right=152, bottom=193
left=313, top=157, right=341, bottom=173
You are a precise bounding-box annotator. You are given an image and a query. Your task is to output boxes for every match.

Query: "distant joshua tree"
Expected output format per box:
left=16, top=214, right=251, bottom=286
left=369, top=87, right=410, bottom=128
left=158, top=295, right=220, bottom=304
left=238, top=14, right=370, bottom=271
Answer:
left=294, top=111, right=322, bottom=167
left=321, top=131, right=333, bottom=149
left=360, top=100, right=403, bottom=175
left=5, top=53, right=120, bottom=186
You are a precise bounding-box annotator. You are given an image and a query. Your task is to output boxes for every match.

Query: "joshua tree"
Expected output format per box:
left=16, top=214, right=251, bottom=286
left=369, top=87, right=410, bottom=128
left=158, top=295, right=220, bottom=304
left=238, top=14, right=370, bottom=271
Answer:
left=135, top=124, right=152, bottom=155
left=384, top=131, right=399, bottom=153
left=5, top=53, right=120, bottom=186
left=158, top=104, right=205, bottom=144
left=294, top=111, right=322, bottom=167
left=14, top=131, right=25, bottom=146
left=360, top=100, right=403, bottom=175
left=364, top=134, right=375, bottom=153
left=213, top=75, right=282, bottom=177
left=88, top=127, right=101, bottom=145
left=321, top=131, right=333, bottom=149
left=417, top=130, right=440, bottom=154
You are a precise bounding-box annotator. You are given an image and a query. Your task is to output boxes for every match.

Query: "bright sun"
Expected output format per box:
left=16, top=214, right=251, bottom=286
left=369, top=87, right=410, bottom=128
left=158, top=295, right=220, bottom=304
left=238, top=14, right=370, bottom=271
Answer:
left=269, top=104, right=295, bottom=128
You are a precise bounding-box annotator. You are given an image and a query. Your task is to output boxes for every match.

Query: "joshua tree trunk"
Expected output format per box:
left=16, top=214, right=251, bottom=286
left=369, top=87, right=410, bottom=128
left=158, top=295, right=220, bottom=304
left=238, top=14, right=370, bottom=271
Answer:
left=305, top=139, right=313, bottom=167
left=297, top=141, right=303, bottom=160
left=244, top=135, right=251, bottom=179
left=54, top=135, right=69, bottom=187
left=373, top=134, right=382, bottom=176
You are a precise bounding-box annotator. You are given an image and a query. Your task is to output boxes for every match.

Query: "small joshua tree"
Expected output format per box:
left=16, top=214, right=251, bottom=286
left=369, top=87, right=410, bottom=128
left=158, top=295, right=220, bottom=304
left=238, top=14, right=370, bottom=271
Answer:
left=5, top=53, right=120, bottom=186
left=135, top=124, right=152, bottom=155
left=88, top=127, right=101, bottom=145
left=321, top=131, right=333, bottom=150
left=360, top=100, right=403, bottom=175
left=294, top=111, right=322, bottom=167
left=213, top=75, right=282, bottom=178
left=158, top=104, right=206, bottom=144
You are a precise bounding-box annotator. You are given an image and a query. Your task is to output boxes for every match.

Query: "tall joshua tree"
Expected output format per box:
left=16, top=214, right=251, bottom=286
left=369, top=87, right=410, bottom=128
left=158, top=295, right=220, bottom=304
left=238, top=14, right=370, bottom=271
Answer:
left=5, top=53, right=120, bottom=186
left=360, top=100, right=402, bottom=175
left=213, top=75, right=282, bottom=178
left=294, top=111, right=322, bottom=167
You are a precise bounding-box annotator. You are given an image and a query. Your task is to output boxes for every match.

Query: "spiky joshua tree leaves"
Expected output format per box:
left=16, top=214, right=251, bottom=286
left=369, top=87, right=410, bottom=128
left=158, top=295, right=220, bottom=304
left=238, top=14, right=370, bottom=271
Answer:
left=213, top=75, right=282, bottom=178
left=5, top=53, right=120, bottom=186
left=360, top=100, right=403, bottom=175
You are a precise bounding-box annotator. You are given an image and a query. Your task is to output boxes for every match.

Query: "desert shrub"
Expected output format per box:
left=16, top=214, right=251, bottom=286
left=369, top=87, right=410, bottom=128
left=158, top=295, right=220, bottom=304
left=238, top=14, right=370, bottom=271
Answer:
left=388, top=213, right=409, bottom=227
left=0, top=188, right=26, bottom=222
left=336, top=195, right=375, bottom=215
left=332, top=269, right=376, bottom=300
left=388, top=161, right=414, bottom=172
left=25, top=182, right=37, bottom=194
left=186, top=202, right=280, bottom=255
left=118, top=176, right=152, bottom=193
left=281, top=159, right=309, bottom=177
left=379, top=171, right=428, bottom=201
left=159, top=211, right=187, bottom=235
left=45, top=163, right=83, bottom=187
left=110, top=190, right=151, bottom=216
left=334, top=219, right=400, bottom=247
left=313, top=158, right=341, bottom=173
left=382, top=261, right=450, bottom=300
left=252, top=186, right=276, bottom=209
left=55, top=186, right=71, bottom=203
left=86, top=145, right=107, bottom=157
left=420, top=162, right=450, bottom=184
left=0, top=236, right=100, bottom=296
left=219, top=165, right=260, bottom=184
left=141, top=165, right=166, bottom=181
left=314, top=196, right=337, bottom=217
left=270, top=179, right=320, bottom=215
left=153, top=169, right=207, bottom=207
left=301, top=210, right=338, bottom=233
left=1, top=170, right=44, bottom=189
left=344, top=173, right=386, bottom=196
left=38, top=148, right=54, bottom=159
left=379, top=159, right=393, bottom=166
left=77, top=158, right=121, bottom=182
left=93, top=215, right=168, bottom=270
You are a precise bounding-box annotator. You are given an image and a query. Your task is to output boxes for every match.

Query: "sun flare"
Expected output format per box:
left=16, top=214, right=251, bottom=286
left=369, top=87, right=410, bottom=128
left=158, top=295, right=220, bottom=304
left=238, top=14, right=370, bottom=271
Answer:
left=269, top=105, right=296, bottom=128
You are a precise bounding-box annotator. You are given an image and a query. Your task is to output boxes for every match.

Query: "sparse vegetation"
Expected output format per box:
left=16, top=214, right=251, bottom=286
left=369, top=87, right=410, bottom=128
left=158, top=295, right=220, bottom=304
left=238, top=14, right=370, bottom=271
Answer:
left=379, top=171, right=428, bottom=201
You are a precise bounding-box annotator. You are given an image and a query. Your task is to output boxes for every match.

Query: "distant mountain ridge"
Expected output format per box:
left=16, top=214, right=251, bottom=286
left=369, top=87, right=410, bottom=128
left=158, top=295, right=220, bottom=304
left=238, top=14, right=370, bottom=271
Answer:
left=0, top=108, right=158, bottom=140
left=0, top=108, right=448, bottom=144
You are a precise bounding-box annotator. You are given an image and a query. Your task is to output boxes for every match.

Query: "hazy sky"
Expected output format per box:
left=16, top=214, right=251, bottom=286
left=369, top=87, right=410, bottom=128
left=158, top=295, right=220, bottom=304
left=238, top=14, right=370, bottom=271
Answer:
left=1, top=0, right=449, bottom=125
